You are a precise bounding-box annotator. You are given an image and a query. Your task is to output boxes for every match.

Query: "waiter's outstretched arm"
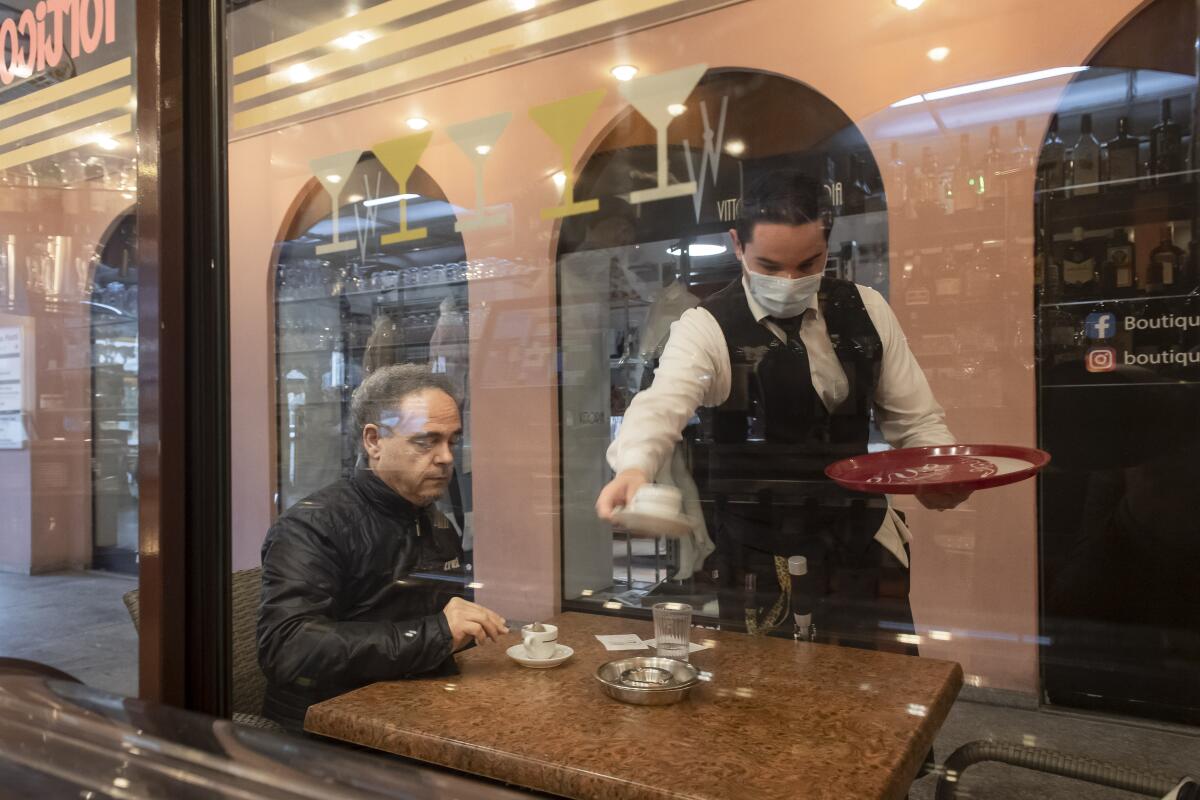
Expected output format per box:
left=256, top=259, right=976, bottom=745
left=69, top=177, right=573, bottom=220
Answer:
left=596, top=308, right=728, bottom=520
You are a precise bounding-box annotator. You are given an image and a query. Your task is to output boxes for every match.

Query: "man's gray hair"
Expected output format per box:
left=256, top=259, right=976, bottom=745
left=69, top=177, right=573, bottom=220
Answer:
left=350, top=363, right=460, bottom=436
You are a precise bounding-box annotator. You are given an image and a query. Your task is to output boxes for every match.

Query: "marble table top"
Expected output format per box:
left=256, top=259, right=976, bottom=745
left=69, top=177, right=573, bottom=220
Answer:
left=305, top=611, right=962, bottom=800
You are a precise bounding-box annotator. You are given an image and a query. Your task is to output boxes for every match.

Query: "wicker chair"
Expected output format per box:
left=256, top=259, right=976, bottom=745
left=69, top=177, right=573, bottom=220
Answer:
left=122, top=567, right=281, bottom=731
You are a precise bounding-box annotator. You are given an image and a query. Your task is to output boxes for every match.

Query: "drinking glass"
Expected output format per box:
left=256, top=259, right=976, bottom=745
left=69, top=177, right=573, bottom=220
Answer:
left=652, top=602, right=692, bottom=662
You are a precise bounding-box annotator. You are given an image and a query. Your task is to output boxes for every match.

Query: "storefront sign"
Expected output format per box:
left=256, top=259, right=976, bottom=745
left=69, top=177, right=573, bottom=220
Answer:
left=0, top=0, right=117, bottom=85
left=1073, top=300, right=1200, bottom=380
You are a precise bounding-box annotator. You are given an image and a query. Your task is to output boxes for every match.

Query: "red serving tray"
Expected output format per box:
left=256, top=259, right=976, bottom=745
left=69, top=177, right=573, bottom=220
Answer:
left=825, top=444, right=1050, bottom=494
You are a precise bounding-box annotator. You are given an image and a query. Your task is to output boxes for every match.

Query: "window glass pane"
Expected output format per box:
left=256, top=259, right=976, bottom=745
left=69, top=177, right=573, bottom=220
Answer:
left=1, top=0, right=138, bottom=696
left=228, top=0, right=1200, bottom=792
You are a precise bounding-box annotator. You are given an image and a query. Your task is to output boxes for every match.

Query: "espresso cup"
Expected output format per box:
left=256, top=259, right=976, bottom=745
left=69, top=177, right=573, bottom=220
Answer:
left=629, top=484, right=683, bottom=518
left=521, top=623, right=558, bottom=659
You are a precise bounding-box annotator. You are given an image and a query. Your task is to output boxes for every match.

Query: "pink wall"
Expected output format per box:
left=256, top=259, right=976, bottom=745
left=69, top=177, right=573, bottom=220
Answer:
left=228, top=0, right=1143, bottom=693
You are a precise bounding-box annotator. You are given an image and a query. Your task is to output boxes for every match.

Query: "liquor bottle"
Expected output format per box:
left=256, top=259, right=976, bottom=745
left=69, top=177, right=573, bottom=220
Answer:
left=1037, top=114, right=1067, bottom=195
left=965, top=243, right=995, bottom=300
left=788, top=556, right=816, bottom=642
left=1101, top=228, right=1136, bottom=297
left=950, top=134, right=978, bottom=213
left=1010, top=119, right=1036, bottom=171
left=1145, top=224, right=1184, bottom=294
left=885, top=142, right=911, bottom=219
left=934, top=247, right=962, bottom=301
left=983, top=125, right=1006, bottom=208
left=1068, top=114, right=1101, bottom=197
left=1060, top=226, right=1097, bottom=297
left=1103, top=117, right=1140, bottom=189
left=916, top=147, right=944, bottom=218
left=905, top=249, right=933, bottom=306
left=1149, top=98, right=1184, bottom=185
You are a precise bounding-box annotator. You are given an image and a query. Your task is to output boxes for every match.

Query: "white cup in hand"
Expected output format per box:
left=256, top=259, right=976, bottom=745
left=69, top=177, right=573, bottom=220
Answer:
left=521, top=623, right=558, bottom=659
left=628, top=484, right=683, bottom=518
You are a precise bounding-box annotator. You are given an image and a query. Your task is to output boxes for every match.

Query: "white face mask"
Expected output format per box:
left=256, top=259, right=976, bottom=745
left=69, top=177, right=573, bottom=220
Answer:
left=742, top=258, right=824, bottom=319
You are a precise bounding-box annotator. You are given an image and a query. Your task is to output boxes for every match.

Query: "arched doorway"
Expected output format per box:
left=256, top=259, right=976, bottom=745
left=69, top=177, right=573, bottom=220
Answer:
left=271, top=155, right=475, bottom=554
left=555, top=67, right=888, bottom=613
left=1034, top=0, right=1200, bottom=725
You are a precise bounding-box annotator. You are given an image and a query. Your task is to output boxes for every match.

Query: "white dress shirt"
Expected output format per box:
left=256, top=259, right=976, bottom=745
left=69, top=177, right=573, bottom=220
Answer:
left=607, top=277, right=955, bottom=566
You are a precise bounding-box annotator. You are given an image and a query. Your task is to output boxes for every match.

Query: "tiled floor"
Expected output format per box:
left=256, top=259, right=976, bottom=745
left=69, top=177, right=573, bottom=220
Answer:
left=0, top=570, right=137, bottom=697
left=1, top=570, right=1196, bottom=797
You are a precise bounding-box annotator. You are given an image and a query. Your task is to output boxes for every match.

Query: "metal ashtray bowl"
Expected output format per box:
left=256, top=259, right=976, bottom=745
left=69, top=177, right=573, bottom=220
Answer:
left=595, top=657, right=699, bottom=706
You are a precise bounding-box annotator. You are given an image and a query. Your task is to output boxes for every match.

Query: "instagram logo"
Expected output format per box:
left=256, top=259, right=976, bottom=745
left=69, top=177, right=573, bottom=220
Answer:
left=1086, top=347, right=1116, bottom=373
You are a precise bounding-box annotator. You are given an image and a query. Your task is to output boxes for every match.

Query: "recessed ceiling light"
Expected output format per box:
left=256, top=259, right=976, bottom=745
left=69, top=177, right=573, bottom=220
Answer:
left=511, top=0, right=536, bottom=9
left=667, top=243, right=727, bottom=257
left=287, top=63, right=314, bottom=83
left=724, top=139, right=746, bottom=156
left=610, top=64, right=638, bottom=81
left=333, top=30, right=373, bottom=50
left=893, top=0, right=924, bottom=9
left=346, top=194, right=364, bottom=203
left=474, top=144, right=492, bottom=155
left=667, top=103, right=686, bottom=117
left=927, top=46, right=950, bottom=62
left=406, top=116, right=429, bottom=130
left=362, top=193, right=420, bottom=207
left=95, top=136, right=120, bottom=151
left=552, top=171, right=567, bottom=188
left=325, top=174, right=342, bottom=184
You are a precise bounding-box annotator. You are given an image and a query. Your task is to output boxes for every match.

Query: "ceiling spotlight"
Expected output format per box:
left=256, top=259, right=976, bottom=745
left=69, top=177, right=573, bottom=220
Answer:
left=511, top=0, right=536, bottom=9
left=333, top=30, right=373, bottom=50
left=287, top=63, right=314, bottom=83
left=610, top=64, right=638, bottom=81
left=724, top=139, right=746, bottom=156
left=667, top=243, right=727, bottom=257
left=474, top=144, right=492, bottom=155
left=95, top=136, right=120, bottom=151
left=552, top=171, right=567, bottom=188
left=893, top=0, right=925, bottom=9
left=346, top=194, right=364, bottom=203
left=927, top=46, right=950, bottom=62
left=667, top=103, right=686, bottom=117
left=405, top=116, right=430, bottom=131
left=325, top=174, right=342, bottom=184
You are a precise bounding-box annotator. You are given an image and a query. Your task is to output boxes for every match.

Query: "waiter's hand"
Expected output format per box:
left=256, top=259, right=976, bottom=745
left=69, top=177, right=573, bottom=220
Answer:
left=595, top=468, right=649, bottom=521
left=915, top=486, right=973, bottom=511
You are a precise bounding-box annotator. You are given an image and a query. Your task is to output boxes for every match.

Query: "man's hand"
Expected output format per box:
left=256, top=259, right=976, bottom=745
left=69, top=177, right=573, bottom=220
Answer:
left=595, top=468, right=649, bottom=522
left=915, top=486, right=973, bottom=511
left=442, top=597, right=509, bottom=650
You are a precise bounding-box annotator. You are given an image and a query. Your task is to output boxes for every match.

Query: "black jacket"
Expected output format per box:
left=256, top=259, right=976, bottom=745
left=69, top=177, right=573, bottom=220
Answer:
left=257, top=468, right=465, bottom=731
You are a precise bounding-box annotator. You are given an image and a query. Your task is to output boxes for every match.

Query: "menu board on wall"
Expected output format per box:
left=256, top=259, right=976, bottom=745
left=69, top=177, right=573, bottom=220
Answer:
left=0, top=413, right=24, bottom=450
left=0, top=326, right=22, bottom=416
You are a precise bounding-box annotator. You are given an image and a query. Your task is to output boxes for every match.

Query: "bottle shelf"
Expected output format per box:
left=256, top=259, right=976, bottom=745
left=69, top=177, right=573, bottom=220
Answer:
left=1039, top=291, right=1198, bottom=308
left=1040, top=181, right=1195, bottom=233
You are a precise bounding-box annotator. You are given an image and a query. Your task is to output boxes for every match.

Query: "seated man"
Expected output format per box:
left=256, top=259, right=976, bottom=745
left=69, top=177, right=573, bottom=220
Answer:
left=257, top=364, right=507, bottom=731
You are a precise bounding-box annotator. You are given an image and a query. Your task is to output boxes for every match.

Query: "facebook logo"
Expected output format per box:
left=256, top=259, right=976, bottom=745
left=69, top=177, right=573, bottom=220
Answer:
left=1085, top=312, right=1117, bottom=340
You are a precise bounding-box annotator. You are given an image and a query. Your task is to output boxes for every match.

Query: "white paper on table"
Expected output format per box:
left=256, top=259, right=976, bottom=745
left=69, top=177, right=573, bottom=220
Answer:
left=641, top=638, right=711, bottom=653
left=595, top=634, right=650, bottom=651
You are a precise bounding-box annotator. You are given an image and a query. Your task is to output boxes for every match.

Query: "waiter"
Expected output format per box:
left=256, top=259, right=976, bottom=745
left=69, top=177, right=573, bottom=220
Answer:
left=596, top=170, right=969, bottom=654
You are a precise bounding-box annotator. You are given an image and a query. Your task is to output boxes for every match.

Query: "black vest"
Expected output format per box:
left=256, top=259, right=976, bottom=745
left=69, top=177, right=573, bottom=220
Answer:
left=693, top=277, right=885, bottom=551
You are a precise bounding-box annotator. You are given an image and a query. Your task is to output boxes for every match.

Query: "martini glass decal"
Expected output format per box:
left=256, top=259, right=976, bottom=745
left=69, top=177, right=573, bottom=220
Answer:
left=373, top=130, right=434, bottom=245
left=447, top=111, right=512, bottom=232
left=529, top=88, right=605, bottom=220
left=620, top=63, right=707, bottom=205
left=310, top=149, right=363, bottom=254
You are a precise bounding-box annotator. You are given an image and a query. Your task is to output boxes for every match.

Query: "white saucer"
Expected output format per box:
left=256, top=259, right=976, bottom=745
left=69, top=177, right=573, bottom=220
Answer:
left=506, top=643, right=574, bottom=668
left=612, top=508, right=694, bottom=539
